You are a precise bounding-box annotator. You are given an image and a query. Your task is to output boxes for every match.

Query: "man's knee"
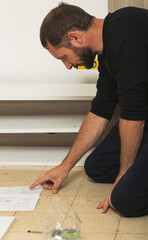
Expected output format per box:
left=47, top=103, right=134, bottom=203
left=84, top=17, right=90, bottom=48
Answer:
left=111, top=186, right=146, bottom=217
left=84, top=153, right=105, bottom=182
left=84, top=154, right=97, bottom=180
left=84, top=153, right=117, bottom=183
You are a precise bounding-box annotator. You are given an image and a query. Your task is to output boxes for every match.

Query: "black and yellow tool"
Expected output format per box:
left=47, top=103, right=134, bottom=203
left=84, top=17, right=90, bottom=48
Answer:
left=78, top=58, right=99, bottom=70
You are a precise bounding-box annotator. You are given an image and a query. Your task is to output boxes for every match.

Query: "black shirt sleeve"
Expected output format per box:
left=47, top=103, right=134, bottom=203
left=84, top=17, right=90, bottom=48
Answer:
left=90, top=55, right=118, bottom=120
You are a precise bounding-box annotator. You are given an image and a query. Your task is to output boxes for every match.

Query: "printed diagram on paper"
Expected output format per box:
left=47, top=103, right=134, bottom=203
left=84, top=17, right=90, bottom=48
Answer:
left=0, top=186, right=42, bottom=211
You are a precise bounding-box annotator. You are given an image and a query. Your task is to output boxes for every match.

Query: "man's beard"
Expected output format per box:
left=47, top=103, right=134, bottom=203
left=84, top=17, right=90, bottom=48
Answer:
left=72, top=46, right=97, bottom=69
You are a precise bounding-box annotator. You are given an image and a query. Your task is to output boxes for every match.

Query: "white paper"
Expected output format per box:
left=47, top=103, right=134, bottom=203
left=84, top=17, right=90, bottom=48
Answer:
left=0, top=216, right=15, bottom=240
left=0, top=186, right=42, bottom=211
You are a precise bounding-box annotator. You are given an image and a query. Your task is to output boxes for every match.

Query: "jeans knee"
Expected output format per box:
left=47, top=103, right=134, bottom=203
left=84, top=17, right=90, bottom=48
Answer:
left=84, top=154, right=117, bottom=183
left=111, top=187, right=143, bottom=217
left=84, top=154, right=93, bottom=179
left=84, top=154, right=103, bottom=182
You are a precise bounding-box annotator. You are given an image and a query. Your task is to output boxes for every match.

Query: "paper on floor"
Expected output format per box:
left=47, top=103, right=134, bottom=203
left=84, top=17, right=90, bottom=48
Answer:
left=0, top=216, right=15, bottom=240
left=0, top=186, right=42, bottom=211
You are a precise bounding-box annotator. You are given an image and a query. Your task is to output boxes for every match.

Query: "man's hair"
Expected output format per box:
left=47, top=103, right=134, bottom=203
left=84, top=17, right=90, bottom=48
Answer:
left=40, top=2, right=94, bottom=48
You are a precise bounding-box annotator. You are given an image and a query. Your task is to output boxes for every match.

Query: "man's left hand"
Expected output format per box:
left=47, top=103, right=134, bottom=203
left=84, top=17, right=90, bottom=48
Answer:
left=96, top=190, right=116, bottom=213
left=96, top=173, right=124, bottom=213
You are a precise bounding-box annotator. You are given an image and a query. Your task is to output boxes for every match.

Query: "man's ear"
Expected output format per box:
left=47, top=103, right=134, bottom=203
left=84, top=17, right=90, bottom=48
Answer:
left=67, top=31, right=83, bottom=47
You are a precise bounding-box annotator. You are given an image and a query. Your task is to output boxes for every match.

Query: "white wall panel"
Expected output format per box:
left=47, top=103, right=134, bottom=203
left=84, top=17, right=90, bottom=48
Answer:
left=0, top=0, right=108, bottom=84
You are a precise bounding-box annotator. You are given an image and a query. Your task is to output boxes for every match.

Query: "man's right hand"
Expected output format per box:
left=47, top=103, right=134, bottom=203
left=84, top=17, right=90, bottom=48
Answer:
left=29, top=164, right=69, bottom=194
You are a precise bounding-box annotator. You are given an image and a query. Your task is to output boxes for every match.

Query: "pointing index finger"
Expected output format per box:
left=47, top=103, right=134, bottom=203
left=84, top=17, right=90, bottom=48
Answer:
left=29, top=178, right=43, bottom=189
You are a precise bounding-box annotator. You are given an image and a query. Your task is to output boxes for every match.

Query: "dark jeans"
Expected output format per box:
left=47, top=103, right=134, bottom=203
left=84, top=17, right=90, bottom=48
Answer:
left=84, top=121, right=148, bottom=217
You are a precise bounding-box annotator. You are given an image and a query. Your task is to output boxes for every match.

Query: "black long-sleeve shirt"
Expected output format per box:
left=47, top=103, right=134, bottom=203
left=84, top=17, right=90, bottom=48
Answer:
left=91, top=7, right=148, bottom=121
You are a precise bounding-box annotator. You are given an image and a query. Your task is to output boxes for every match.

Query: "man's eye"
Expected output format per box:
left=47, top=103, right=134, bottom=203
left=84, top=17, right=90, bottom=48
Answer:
left=61, top=56, right=66, bottom=61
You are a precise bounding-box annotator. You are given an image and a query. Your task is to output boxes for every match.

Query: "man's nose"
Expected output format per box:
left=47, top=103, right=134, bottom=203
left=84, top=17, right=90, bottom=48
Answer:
left=62, top=60, right=72, bottom=70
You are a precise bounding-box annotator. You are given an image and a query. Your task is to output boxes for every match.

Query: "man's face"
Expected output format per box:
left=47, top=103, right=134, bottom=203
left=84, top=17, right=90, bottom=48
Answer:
left=72, top=45, right=96, bottom=69
left=46, top=41, right=96, bottom=69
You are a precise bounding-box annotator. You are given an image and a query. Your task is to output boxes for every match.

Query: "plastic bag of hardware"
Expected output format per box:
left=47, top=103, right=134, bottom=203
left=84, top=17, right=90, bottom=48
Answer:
left=42, top=198, right=82, bottom=240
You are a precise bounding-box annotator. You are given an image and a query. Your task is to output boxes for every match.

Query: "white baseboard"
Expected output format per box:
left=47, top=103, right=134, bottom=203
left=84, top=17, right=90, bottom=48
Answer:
left=0, top=146, right=94, bottom=166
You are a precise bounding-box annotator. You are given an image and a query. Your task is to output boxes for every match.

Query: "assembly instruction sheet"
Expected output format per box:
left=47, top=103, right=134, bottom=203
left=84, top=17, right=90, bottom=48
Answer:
left=0, top=186, right=42, bottom=211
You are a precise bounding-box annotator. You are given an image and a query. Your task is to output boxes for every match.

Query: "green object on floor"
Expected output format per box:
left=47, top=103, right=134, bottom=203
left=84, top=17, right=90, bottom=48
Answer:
left=60, top=229, right=79, bottom=239
left=51, top=229, right=80, bottom=239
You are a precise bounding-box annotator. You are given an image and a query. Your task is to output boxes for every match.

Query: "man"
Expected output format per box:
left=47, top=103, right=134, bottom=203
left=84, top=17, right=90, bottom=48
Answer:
left=30, top=3, right=148, bottom=217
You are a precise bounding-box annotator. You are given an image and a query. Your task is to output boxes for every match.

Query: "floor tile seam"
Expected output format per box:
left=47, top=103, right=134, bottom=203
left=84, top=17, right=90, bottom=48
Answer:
left=35, top=165, right=47, bottom=186
left=14, top=211, right=46, bottom=216
left=80, top=230, right=119, bottom=234
left=81, top=172, right=89, bottom=183
left=57, top=191, right=81, bottom=231
left=43, top=166, right=47, bottom=171
left=77, top=212, right=116, bottom=215
left=115, top=233, right=148, bottom=235
left=71, top=173, right=86, bottom=206
left=81, top=233, right=116, bottom=235
left=116, top=231, right=148, bottom=234
left=64, top=173, right=86, bottom=220
left=114, top=216, right=121, bottom=240
left=31, top=211, right=49, bottom=214
left=81, top=172, right=86, bottom=182
left=36, top=167, right=47, bottom=179
left=10, top=230, right=118, bottom=234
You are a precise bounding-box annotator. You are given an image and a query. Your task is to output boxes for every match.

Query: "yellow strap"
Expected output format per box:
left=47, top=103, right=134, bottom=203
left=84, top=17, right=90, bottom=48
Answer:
left=78, top=58, right=99, bottom=70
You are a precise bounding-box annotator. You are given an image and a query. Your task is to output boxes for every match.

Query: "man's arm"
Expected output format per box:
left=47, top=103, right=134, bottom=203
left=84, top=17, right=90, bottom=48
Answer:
left=118, top=118, right=145, bottom=176
left=62, top=112, right=109, bottom=171
left=97, top=118, right=145, bottom=213
left=30, top=112, right=109, bottom=192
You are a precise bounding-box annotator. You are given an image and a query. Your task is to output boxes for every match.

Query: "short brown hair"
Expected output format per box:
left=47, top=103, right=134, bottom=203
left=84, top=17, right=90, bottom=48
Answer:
left=40, top=2, right=94, bottom=48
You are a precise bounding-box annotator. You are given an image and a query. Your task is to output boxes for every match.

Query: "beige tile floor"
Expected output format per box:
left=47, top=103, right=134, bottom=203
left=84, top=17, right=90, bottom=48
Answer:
left=0, top=165, right=148, bottom=240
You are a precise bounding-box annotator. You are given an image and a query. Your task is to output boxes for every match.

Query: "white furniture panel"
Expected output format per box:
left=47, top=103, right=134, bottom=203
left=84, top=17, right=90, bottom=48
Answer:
left=0, top=115, right=85, bottom=133
left=0, top=146, right=94, bottom=166
left=0, top=84, right=96, bottom=100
